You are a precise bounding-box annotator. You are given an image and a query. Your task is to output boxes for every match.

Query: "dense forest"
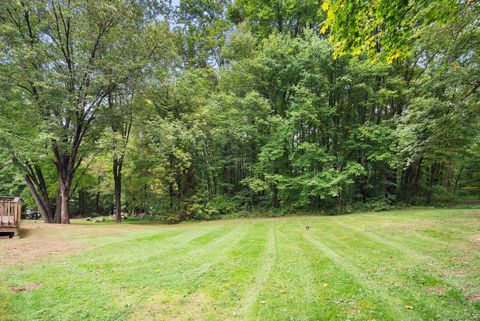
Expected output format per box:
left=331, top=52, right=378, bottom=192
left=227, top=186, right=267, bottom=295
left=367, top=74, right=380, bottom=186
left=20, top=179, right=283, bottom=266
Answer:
left=0, top=0, right=479, bottom=223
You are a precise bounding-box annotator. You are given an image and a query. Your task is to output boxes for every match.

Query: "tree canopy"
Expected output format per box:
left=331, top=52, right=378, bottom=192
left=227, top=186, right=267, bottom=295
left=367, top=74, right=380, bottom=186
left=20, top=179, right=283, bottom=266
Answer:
left=0, top=0, right=479, bottom=223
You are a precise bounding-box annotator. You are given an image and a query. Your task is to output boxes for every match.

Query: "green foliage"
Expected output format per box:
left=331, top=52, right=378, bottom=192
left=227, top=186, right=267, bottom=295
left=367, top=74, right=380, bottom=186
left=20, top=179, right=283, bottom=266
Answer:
left=0, top=0, right=479, bottom=221
left=0, top=151, right=24, bottom=196
left=228, top=0, right=325, bottom=38
left=183, top=195, right=241, bottom=220
left=322, top=0, right=468, bottom=62
left=185, top=195, right=220, bottom=220
left=349, top=196, right=399, bottom=213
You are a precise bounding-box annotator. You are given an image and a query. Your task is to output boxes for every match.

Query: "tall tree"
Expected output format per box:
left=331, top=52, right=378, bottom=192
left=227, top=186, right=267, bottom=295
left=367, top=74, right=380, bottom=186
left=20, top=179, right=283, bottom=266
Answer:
left=107, top=87, right=134, bottom=223
left=0, top=0, right=168, bottom=223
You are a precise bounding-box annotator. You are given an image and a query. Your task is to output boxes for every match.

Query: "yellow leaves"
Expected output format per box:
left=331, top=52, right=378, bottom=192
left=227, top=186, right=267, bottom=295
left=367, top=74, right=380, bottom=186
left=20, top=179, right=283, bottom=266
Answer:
left=387, top=51, right=401, bottom=64
left=320, top=1, right=332, bottom=35
left=321, top=2, right=329, bottom=12
left=322, top=283, right=328, bottom=287
left=327, top=7, right=335, bottom=22
left=332, top=41, right=344, bottom=60
left=352, top=48, right=362, bottom=56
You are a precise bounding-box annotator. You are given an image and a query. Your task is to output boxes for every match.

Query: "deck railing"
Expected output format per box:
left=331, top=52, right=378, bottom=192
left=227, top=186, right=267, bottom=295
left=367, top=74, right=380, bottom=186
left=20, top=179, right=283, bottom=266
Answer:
left=0, top=197, right=21, bottom=227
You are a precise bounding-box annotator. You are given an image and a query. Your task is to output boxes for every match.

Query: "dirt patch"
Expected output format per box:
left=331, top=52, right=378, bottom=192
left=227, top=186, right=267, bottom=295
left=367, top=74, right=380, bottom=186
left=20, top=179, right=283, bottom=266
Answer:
left=0, top=222, right=154, bottom=269
left=446, top=269, right=469, bottom=277
left=425, top=286, right=447, bottom=295
left=470, top=235, right=480, bottom=243
left=11, top=282, right=42, bottom=293
left=467, top=294, right=480, bottom=303
left=0, top=232, right=87, bottom=268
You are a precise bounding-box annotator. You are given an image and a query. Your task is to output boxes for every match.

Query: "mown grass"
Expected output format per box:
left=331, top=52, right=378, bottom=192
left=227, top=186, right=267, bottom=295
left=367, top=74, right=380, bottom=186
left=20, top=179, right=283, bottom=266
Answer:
left=0, top=209, right=479, bottom=320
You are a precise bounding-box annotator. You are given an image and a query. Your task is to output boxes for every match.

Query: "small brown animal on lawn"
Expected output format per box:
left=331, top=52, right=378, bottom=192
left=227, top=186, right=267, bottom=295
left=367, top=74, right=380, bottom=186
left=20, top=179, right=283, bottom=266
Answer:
left=305, top=225, right=310, bottom=230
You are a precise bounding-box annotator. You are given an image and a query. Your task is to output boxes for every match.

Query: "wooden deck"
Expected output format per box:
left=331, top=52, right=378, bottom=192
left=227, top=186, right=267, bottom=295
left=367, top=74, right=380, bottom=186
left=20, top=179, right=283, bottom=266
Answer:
left=0, top=197, right=21, bottom=238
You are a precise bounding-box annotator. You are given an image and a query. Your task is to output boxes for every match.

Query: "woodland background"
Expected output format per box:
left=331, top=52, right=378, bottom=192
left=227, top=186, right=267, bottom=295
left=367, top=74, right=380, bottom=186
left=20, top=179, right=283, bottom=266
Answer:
left=0, top=0, right=479, bottom=223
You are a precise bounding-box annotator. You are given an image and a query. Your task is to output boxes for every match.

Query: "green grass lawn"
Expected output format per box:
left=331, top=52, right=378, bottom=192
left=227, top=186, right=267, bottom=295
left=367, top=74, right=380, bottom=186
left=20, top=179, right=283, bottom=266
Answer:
left=1, top=208, right=479, bottom=321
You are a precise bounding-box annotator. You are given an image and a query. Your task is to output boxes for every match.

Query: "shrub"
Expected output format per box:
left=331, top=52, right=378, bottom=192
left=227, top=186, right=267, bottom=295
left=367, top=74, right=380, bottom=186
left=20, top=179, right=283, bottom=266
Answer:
left=350, top=196, right=397, bottom=212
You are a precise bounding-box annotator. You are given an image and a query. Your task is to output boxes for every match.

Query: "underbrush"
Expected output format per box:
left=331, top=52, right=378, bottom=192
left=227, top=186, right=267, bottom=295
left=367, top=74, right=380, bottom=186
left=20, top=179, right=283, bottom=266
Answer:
left=74, top=192, right=478, bottom=225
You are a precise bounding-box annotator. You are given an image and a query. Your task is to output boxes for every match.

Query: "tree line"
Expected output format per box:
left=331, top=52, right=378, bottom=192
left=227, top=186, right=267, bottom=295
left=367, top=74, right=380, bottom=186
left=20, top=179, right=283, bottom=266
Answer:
left=0, top=0, right=479, bottom=223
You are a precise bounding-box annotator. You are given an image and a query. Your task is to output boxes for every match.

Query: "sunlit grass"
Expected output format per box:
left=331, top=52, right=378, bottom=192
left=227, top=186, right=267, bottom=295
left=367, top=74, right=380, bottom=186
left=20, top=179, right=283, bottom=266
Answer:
left=1, top=209, right=479, bottom=320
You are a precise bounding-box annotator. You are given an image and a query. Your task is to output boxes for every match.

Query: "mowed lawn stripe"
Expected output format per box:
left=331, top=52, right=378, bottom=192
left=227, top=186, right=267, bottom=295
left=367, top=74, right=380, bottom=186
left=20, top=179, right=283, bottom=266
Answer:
left=127, top=221, right=261, bottom=320
left=81, top=223, right=226, bottom=266
left=333, top=219, right=452, bottom=276
left=148, top=222, right=253, bottom=287
left=304, top=215, right=478, bottom=320
left=96, top=223, right=249, bottom=287
left=297, top=229, right=396, bottom=321
left=331, top=222, right=469, bottom=320
left=336, top=211, right=452, bottom=246
left=1, top=209, right=479, bottom=321
left=246, top=220, right=316, bottom=321
left=312, top=220, right=445, bottom=319
left=341, top=209, right=477, bottom=243
left=2, top=225, right=239, bottom=321
left=333, top=215, right=477, bottom=282
left=239, top=223, right=277, bottom=319
left=249, top=219, right=374, bottom=321
left=187, top=221, right=276, bottom=320
left=301, top=221, right=422, bottom=321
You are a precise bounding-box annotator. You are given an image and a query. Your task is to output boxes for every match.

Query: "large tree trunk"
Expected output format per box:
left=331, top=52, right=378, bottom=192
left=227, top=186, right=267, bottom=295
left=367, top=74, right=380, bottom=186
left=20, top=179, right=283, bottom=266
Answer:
left=24, top=175, right=54, bottom=223
left=59, top=176, right=71, bottom=224
left=53, top=142, right=76, bottom=224
left=54, top=193, right=62, bottom=223
left=15, top=158, right=55, bottom=223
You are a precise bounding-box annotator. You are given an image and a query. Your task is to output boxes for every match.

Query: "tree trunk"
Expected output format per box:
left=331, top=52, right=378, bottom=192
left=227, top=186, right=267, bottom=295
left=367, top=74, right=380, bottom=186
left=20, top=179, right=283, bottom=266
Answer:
left=24, top=175, right=54, bottom=223
left=184, top=167, right=195, bottom=197
left=453, top=166, right=463, bottom=196
left=15, top=159, right=55, bottom=223
left=54, top=193, right=62, bottom=223
left=95, top=192, right=100, bottom=215
left=78, top=189, right=84, bottom=217
left=169, top=182, right=174, bottom=209
left=108, top=91, right=132, bottom=222
left=212, top=172, right=217, bottom=195
left=113, top=158, right=122, bottom=223
left=272, top=184, right=279, bottom=208
left=52, top=143, right=75, bottom=224
left=59, top=177, right=70, bottom=224
left=385, top=167, right=397, bottom=197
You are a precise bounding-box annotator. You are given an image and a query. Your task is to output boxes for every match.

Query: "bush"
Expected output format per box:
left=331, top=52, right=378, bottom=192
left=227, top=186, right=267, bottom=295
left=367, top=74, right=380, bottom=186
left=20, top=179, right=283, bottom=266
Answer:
left=190, top=202, right=219, bottom=220
left=350, top=196, right=397, bottom=213
left=165, top=212, right=183, bottom=224
left=183, top=194, right=241, bottom=221
left=429, top=186, right=455, bottom=205
left=209, top=196, right=241, bottom=215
